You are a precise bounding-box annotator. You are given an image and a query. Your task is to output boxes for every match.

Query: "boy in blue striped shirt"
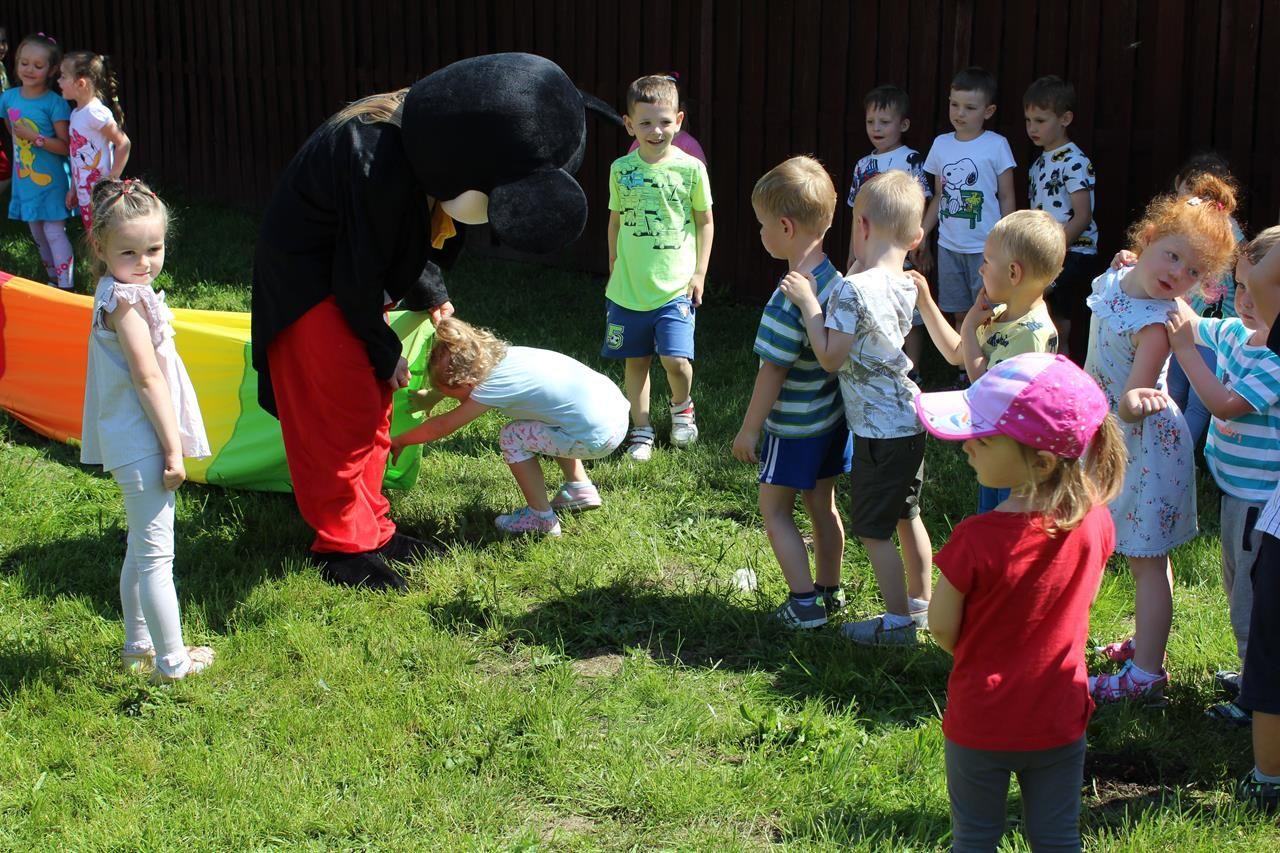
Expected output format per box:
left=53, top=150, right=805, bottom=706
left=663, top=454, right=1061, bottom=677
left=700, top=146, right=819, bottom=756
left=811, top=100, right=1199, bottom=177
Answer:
left=1166, top=226, right=1280, bottom=718
left=733, top=156, right=852, bottom=629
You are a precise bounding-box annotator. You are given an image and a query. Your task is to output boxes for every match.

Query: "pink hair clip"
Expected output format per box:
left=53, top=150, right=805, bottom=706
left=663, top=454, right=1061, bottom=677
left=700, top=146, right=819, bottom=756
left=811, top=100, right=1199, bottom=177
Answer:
left=35, top=31, right=57, bottom=44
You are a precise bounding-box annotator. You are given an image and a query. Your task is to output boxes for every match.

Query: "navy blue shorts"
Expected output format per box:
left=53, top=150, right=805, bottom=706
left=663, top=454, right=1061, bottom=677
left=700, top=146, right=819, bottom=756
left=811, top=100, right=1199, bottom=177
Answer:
left=601, top=296, right=696, bottom=360
left=758, top=425, right=853, bottom=490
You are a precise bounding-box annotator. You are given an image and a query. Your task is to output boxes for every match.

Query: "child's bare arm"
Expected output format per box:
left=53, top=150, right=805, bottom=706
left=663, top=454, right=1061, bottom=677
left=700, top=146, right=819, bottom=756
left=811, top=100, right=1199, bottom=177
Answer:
left=390, top=398, right=491, bottom=461
left=928, top=576, right=964, bottom=654
left=688, top=208, right=714, bottom=306
left=1166, top=305, right=1254, bottom=420
left=732, top=361, right=789, bottom=463
left=920, top=174, right=943, bottom=238
left=996, top=168, right=1016, bottom=218
left=846, top=217, right=858, bottom=273
left=909, top=270, right=963, bottom=365
left=959, top=292, right=996, bottom=382
left=1063, top=188, right=1092, bottom=247
left=102, top=122, right=132, bottom=179
left=1119, top=325, right=1174, bottom=422
left=778, top=272, right=855, bottom=371
left=113, top=301, right=185, bottom=489
left=607, top=210, right=620, bottom=274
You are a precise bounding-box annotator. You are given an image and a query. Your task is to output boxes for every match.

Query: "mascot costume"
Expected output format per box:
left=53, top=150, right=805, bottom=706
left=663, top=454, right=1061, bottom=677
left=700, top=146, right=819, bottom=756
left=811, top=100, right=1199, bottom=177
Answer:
left=252, top=53, right=612, bottom=591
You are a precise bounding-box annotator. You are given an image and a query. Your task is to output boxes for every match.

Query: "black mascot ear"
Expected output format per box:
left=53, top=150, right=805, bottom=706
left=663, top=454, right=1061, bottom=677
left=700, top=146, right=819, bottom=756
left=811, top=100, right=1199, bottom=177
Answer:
left=488, top=170, right=588, bottom=254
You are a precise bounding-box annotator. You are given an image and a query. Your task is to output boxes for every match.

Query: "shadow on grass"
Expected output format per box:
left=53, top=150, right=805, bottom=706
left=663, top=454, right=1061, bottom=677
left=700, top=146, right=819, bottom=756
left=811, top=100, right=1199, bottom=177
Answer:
left=500, top=578, right=952, bottom=729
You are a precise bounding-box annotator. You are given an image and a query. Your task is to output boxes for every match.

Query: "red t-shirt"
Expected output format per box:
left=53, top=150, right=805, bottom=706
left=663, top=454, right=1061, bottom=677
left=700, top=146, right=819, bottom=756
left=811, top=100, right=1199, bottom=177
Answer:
left=934, top=504, right=1115, bottom=751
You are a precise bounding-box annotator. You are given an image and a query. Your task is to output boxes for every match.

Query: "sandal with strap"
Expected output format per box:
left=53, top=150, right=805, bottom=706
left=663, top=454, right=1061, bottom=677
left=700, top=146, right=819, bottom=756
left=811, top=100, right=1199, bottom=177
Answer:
left=151, top=645, right=216, bottom=684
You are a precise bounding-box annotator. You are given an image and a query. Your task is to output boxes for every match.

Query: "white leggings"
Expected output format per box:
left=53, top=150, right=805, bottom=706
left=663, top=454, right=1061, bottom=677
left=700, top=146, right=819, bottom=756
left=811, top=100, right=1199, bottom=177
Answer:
left=28, top=219, right=73, bottom=289
left=112, top=453, right=190, bottom=671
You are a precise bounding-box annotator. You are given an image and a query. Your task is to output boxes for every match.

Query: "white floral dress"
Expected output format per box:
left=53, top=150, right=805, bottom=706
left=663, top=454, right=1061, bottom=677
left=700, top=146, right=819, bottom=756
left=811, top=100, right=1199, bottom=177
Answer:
left=1084, top=267, right=1197, bottom=556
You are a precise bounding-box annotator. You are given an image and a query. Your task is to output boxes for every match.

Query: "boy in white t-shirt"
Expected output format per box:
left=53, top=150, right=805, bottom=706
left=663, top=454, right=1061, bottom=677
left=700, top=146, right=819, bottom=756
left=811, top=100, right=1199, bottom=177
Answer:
left=846, top=85, right=932, bottom=377
left=921, top=67, right=1016, bottom=355
left=1024, top=75, right=1099, bottom=362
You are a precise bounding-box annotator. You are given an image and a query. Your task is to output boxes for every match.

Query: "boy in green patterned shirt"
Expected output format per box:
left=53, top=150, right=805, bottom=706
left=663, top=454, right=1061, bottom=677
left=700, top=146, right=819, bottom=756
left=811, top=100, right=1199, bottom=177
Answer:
left=603, top=75, right=714, bottom=461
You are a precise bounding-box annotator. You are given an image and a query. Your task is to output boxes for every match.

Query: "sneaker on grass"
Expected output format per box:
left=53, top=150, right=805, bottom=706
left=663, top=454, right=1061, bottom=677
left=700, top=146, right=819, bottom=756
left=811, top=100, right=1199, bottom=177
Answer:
left=841, top=613, right=917, bottom=646
left=550, top=481, right=602, bottom=512
left=818, top=585, right=846, bottom=616
left=495, top=506, right=562, bottom=537
left=670, top=400, right=699, bottom=448
left=772, top=595, right=828, bottom=630
left=1089, top=660, right=1168, bottom=703
left=623, top=426, right=655, bottom=461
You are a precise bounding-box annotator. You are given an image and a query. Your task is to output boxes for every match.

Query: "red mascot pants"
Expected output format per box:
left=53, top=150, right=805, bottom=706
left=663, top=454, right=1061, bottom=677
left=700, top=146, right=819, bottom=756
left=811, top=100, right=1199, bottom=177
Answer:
left=268, top=297, right=396, bottom=554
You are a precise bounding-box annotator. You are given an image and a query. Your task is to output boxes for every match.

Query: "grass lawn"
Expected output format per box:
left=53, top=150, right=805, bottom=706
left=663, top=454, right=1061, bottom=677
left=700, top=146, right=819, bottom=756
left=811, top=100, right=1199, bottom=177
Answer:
left=1, top=197, right=1277, bottom=850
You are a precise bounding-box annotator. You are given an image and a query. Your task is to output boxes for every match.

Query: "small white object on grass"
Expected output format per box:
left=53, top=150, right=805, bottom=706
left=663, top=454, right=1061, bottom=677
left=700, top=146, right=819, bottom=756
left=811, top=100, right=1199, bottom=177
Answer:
left=732, top=568, right=758, bottom=592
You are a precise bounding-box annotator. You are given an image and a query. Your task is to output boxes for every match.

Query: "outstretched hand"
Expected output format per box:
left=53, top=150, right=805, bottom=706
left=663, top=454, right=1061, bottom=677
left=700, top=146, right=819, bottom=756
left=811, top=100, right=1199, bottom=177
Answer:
left=1121, top=387, right=1172, bottom=421
left=777, top=271, right=819, bottom=312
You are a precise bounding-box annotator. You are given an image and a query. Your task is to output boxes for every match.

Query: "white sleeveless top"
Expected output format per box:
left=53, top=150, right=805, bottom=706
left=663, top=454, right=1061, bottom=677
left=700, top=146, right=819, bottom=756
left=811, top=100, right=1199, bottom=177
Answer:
left=80, top=276, right=210, bottom=472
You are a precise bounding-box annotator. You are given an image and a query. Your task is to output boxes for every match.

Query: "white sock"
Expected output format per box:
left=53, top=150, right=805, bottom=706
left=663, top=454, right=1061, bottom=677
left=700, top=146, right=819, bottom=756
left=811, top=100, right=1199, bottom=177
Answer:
left=670, top=398, right=693, bottom=412
left=532, top=508, right=556, bottom=519
left=882, top=612, right=914, bottom=629
left=908, top=596, right=930, bottom=612
left=1255, top=767, right=1280, bottom=784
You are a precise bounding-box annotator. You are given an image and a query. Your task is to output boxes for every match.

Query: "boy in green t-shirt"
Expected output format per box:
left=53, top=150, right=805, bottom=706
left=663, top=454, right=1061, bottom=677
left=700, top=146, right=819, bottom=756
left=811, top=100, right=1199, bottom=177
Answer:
left=604, top=75, right=714, bottom=461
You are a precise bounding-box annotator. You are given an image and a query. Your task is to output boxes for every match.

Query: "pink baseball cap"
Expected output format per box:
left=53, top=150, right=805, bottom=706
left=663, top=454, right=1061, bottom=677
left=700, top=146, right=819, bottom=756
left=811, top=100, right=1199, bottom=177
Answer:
left=914, top=353, right=1109, bottom=458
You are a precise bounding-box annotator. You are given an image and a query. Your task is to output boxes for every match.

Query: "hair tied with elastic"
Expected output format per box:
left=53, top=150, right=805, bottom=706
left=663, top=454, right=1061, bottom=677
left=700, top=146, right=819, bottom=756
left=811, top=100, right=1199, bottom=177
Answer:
left=35, top=31, right=56, bottom=44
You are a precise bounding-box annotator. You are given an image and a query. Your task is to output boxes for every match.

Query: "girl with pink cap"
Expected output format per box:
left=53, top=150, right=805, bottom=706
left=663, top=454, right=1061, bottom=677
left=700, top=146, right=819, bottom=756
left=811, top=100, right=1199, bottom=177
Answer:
left=915, top=352, right=1125, bottom=851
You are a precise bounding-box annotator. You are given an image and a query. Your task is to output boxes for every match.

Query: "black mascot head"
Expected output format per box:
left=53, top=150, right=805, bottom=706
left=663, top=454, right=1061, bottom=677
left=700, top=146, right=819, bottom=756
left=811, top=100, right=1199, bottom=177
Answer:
left=401, top=53, right=612, bottom=255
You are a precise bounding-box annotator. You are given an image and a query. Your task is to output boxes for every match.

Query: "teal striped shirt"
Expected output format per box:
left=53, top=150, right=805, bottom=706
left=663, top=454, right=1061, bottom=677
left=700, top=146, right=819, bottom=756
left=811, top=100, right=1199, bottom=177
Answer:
left=1197, top=317, right=1280, bottom=502
left=753, top=258, right=844, bottom=438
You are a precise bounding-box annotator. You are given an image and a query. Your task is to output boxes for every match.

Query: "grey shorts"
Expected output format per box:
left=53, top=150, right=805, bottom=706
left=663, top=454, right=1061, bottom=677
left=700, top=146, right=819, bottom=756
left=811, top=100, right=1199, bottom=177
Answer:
left=938, top=247, right=985, bottom=313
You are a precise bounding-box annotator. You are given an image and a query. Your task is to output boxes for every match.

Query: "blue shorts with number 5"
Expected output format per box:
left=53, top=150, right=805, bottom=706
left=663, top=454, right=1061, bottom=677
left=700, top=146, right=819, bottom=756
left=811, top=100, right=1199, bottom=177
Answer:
left=601, top=295, right=696, bottom=360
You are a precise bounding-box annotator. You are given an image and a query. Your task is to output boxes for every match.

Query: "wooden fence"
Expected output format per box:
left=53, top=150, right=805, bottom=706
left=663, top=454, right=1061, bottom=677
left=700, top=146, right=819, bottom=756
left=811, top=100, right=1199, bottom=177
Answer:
left=3, top=0, right=1276, bottom=301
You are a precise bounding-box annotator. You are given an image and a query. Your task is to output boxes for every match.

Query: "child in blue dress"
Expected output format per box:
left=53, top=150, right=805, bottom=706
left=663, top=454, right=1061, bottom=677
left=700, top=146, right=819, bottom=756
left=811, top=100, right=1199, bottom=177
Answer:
left=0, top=33, right=74, bottom=290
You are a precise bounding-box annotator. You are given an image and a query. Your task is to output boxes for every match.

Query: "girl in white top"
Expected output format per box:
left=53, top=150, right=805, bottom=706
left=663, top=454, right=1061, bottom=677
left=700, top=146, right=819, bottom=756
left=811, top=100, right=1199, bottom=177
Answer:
left=80, top=178, right=213, bottom=683
left=58, top=51, right=131, bottom=231
left=391, top=317, right=629, bottom=536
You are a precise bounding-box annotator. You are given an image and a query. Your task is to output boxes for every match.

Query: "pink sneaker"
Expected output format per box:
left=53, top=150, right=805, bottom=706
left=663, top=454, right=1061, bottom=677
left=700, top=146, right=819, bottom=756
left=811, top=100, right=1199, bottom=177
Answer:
left=1090, top=660, right=1168, bottom=704
left=550, top=481, right=602, bottom=512
left=1096, top=637, right=1136, bottom=662
left=494, top=506, right=562, bottom=536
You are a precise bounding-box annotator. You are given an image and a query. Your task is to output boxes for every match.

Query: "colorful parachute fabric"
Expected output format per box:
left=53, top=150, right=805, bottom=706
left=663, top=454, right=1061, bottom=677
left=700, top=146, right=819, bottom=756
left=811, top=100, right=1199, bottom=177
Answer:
left=0, top=271, right=434, bottom=492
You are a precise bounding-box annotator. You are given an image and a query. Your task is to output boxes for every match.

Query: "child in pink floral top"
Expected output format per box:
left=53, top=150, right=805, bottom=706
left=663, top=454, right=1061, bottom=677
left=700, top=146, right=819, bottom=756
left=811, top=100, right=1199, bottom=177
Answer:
left=59, top=51, right=130, bottom=230
left=1084, top=173, right=1240, bottom=703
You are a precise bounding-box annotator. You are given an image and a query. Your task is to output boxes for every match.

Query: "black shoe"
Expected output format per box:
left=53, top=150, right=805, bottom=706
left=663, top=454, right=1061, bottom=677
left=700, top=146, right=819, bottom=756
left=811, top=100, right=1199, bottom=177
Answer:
left=1239, top=771, right=1280, bottom=813
left=313, top=550, right=407, bottom=592
left=378, top=531, right=438, bottom=564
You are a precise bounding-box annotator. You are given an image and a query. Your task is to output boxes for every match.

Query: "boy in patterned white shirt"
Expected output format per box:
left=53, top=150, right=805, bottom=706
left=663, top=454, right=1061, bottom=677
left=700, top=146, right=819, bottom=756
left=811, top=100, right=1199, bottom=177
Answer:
left=781, top=170, right=933, bottom=645
left=1024, top=75, right=1099, bottom=362
left=846, top=84, right=933, bottom=379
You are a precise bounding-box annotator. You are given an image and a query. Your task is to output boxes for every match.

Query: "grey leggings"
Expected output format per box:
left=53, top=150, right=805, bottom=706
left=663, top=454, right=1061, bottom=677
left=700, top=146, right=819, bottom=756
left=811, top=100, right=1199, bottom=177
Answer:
left=945, top=736, right=1086, bottom=852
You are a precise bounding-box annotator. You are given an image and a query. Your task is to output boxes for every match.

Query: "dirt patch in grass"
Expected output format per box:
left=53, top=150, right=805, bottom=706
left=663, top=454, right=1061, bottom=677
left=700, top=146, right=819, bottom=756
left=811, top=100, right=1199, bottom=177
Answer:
left=571, top=651, right=624, bottom=678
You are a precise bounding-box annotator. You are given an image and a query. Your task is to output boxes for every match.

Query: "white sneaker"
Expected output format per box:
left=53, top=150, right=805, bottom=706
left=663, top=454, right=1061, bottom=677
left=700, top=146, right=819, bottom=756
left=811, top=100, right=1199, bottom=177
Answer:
left=624, top=426, right=655, bottom=461
left=670, top=400, right=698, bottom=448
left=151, top=646, right=215, bottom=684
left=840, top=614, right=918, bottom=646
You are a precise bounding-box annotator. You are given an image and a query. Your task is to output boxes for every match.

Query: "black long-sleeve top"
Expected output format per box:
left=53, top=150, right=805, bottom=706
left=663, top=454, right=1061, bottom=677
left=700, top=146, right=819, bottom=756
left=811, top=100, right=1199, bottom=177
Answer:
left=251, top=116, right=451, bottom=416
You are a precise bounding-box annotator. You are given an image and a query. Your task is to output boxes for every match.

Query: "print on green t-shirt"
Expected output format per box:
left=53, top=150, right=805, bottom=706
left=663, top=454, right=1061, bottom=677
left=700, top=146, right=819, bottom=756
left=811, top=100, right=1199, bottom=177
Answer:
left=607, top=150, right=712, bottom=311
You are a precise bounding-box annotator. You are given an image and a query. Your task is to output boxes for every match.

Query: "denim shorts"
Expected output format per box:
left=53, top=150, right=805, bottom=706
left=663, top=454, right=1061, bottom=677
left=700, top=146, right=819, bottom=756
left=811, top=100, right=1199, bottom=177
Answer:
left=601, top=295, right=696, bottom=360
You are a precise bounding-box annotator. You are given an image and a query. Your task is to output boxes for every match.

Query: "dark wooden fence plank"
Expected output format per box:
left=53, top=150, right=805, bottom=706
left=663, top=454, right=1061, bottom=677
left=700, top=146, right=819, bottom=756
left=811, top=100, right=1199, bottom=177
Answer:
left=0, top=0, right=1272, bottom=298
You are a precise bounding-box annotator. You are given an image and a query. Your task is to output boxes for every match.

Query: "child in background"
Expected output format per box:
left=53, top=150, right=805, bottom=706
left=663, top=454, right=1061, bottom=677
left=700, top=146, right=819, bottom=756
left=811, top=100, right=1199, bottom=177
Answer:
left=846, top=84, right=932, bottom=379
left=1164, top=153, right=1247, bottom=446
left=391, top=317, right=629, bottom=537
left=918, top=353, right=1123, bottom=852
left=0, top=33, right=74, bottom=289
left=0, top=26, right=10, bottom=90
left=604, top=74, right=714, bottom=460
left=921, top=66, right=1016, bottom=386
left=733, top=156, right=851, bottom=629
left=1163, top=226, right=1280, bottom=724
left=780, top=170, right=932, bottom=643
left=1085, top=174, right=1239, bottom=702
left=1234, top=236, right=1280, bottom=812
left=914, top=210, right=1066, bottom=512
left=1024, top=75, right=1099, bottom=363
left=626, top=72, right=706, bottom=165
left=59, top=51, right=131, bottom=230
left=80, top=179, right=214, bottom=683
